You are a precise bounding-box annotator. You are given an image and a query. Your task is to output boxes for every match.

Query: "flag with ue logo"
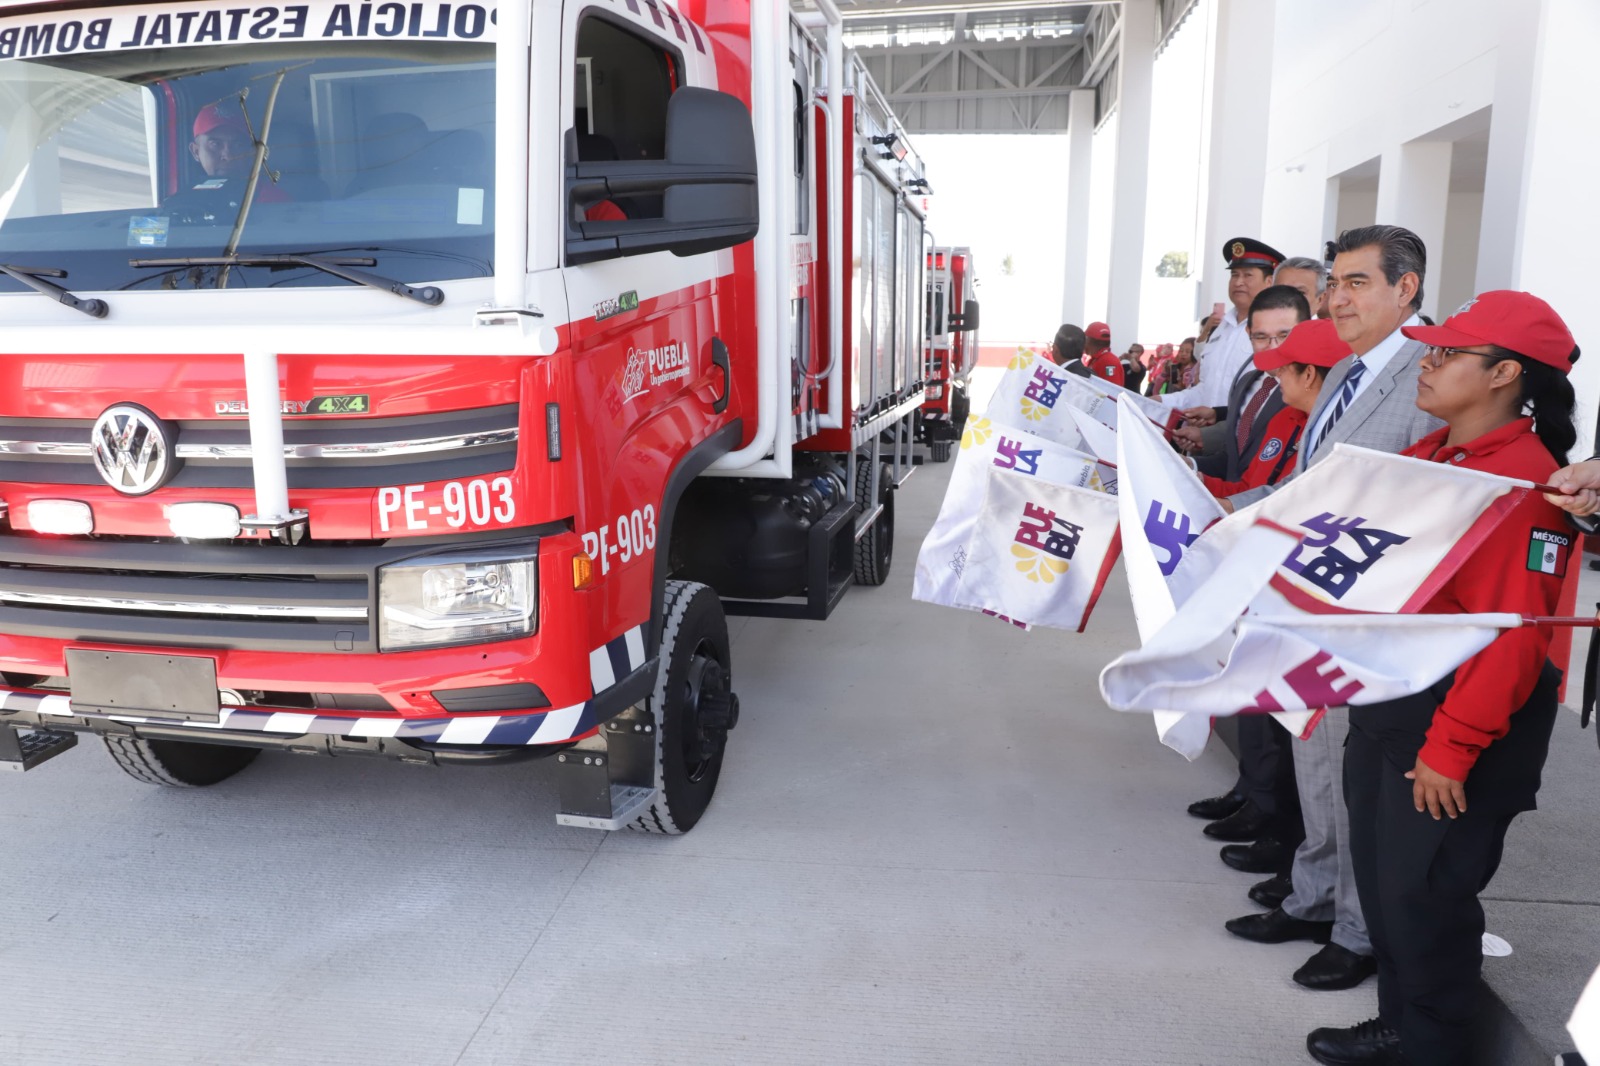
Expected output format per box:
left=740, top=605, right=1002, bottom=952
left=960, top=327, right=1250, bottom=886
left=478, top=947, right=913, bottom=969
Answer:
left=1103, top=445, right=1536, bottom=733
left=1101, top=521, right=1517, bottom=718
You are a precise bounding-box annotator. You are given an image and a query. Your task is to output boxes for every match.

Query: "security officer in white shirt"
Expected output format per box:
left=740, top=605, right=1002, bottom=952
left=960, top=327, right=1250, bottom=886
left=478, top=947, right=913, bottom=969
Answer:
left=1164, top=238, right=1286, bottom=417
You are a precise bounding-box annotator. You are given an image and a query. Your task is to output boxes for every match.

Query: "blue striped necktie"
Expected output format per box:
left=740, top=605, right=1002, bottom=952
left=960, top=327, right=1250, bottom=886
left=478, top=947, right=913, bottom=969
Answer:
left=1311, top=358, right=1366, bottom=456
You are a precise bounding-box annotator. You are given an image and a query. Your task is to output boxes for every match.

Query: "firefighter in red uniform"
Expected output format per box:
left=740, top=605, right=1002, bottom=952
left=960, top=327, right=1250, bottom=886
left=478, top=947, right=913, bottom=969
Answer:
left=1202, top=318, right=1349, bottom=497
left=1084, top=322, right=1125, bottom=386
left=1306, top=291, right=1581, bottom=1066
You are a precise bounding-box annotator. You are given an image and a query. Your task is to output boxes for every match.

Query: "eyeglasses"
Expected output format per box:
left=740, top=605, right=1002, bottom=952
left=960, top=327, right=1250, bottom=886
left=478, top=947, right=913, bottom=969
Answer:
left=1421, top=345, right=1493, bottom=367
left=1249, top=330, right=1294, bottom=346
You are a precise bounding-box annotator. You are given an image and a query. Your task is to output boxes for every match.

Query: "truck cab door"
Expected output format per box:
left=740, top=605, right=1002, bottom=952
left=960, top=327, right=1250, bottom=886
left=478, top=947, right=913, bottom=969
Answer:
left=557, top=3, right=733, bottom=649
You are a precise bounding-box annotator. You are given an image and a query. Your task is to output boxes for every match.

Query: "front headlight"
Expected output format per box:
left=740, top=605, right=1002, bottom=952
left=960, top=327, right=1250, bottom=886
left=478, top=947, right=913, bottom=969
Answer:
left=379, top=547, right=537, bottom=651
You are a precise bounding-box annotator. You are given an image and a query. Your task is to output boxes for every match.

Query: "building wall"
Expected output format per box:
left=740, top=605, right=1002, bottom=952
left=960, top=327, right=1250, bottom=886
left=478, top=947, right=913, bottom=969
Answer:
left=1254, top=0, right=1600, bottom=455
left=1083, top=112, right=1120, bottom=326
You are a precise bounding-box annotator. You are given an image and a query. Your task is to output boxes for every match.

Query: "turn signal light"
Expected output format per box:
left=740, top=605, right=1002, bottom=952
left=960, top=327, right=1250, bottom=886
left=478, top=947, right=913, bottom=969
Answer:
left=572, top=552, right=595, bottom=589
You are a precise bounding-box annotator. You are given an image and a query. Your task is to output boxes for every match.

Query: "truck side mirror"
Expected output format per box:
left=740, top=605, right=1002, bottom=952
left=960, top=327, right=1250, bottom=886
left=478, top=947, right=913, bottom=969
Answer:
left=949, top=299, right=979, bottom=333
left=565, top=87, right=760, bottom=265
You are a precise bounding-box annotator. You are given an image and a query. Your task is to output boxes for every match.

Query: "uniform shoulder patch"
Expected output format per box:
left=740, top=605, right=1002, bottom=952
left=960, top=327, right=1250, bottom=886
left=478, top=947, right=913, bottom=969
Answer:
left=1258, top=438, right=1283, bottom=461
left=1526, top=527, right=1571, bottom=576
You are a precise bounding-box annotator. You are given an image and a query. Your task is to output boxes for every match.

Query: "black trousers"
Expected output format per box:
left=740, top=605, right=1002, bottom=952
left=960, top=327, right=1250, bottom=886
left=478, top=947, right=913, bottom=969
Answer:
left=1236, top=714, right=1304, bottom=848
left=1344, top=664, right=1559, bottom=1066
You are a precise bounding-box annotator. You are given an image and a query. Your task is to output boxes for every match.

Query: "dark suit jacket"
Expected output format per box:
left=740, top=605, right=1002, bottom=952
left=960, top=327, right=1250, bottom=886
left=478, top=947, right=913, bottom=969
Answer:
left=1197, top=364, right=1284, bottom=482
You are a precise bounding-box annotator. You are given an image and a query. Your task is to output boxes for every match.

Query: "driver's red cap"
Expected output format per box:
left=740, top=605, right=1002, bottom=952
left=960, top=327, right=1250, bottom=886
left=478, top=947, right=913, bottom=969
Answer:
left=193, top=104, right=246, bottom=138
left=1402, top=291, right=1577, bottom=373
left=1086, top=321, right=1110, bottom=342
left=1254, top=318, right=1350, bottom=372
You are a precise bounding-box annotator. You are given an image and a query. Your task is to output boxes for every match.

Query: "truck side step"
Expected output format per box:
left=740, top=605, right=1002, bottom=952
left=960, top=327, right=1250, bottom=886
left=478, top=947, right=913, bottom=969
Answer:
left=556, top=784, right=657, bottom=831
left=0, top=726, right=78, bottom=772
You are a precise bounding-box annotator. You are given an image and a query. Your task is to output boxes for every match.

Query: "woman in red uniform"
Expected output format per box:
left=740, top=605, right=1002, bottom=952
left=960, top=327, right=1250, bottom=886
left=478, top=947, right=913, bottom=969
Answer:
left=1307, top=291, right=1580, bottom=1066
left=1203, top=318, right=1349, bottom=496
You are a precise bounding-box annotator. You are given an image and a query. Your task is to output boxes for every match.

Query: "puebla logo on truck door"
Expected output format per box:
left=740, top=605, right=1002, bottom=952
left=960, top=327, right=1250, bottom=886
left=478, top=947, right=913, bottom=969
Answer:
left=91, top=404, right=176, bottom=495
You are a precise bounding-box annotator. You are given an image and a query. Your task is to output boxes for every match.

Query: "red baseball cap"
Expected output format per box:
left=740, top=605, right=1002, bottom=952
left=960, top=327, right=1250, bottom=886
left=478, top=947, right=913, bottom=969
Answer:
left=1086, top=322, right=1110, bottom=342
left=1402, top=291, right=1577, bottom=373
left=1254, top=318, right=1350, bottom=372
left=193, top=104, right=246, bottom=138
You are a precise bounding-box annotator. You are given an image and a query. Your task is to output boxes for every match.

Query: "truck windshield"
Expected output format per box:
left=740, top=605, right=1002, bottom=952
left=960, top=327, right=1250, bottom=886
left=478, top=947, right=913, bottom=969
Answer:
left=0, top=31, right=495, bottom=295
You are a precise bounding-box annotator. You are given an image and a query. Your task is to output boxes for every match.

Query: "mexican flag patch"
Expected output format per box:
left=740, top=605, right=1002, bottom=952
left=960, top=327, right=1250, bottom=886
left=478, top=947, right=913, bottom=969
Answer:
left=1527, top=528, right=1570, bottom=576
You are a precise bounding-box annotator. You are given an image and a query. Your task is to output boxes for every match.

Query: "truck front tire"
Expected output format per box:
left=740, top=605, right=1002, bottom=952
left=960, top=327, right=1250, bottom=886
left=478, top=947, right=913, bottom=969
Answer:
left=103, top=734, right=260, bottom=787
left=630, top=580, right=735, bottom=834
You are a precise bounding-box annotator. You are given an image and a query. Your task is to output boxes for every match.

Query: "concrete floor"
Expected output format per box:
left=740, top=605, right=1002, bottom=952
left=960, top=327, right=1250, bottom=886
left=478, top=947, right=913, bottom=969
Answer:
left=0, top=458, right=1503, bottom=1066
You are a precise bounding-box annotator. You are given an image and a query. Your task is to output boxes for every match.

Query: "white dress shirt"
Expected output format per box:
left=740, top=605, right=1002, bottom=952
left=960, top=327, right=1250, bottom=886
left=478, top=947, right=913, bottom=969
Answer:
left=1303, top=313, right=1422, bottom=450
left=1162, top=306, right=1251, bottom=410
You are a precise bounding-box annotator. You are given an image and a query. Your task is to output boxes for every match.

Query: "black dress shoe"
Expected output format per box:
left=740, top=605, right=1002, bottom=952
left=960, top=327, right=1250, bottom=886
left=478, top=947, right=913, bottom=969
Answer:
left=1224, top=906, right=1332, bottom=945
left=1306, top=1017, right=1402, bottom=1065
left=1203, top=799, right=1271, bottom=841
left=1249, top=872, right=1293, bottom=909
left=1187, top=788, right=1246, bottom=820
left=1221, top=835, right=1294, bottom=873
left=1295, top=943, right=1378, bottom=991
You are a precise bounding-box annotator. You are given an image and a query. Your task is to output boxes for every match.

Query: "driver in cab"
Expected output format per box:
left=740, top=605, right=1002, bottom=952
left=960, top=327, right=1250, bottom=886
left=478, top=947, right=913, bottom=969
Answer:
left=185, top=102, right=289, bottom=203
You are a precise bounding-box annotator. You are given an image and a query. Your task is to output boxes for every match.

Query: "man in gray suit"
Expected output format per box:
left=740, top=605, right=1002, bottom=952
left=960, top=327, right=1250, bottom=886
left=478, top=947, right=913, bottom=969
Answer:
left=1222, top=225, right=1444, bottom=995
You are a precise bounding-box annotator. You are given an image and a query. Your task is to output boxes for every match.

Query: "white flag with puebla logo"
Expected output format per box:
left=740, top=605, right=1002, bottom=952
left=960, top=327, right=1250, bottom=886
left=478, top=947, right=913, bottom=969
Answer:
left=986, top=347, right=1119, bottom=443
left=1176, top=443, right=1531, bottom=615
left=951, top=466, right=1122, bottom=632
left=913, top=416, right=1106, bottom=612
left=1101, top=519, right=1517, bottom=716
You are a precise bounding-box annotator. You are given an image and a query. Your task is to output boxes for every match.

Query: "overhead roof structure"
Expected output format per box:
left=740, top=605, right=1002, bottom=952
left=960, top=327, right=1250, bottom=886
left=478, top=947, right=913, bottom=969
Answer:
left=809, top=0, right=1198, bottom=133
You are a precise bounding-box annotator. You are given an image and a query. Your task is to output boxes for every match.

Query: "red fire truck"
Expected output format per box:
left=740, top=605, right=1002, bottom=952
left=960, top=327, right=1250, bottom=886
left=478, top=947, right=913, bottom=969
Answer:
left=920, top=245, right=979, bottom=462
left=0, top=0, right=930, bottom=832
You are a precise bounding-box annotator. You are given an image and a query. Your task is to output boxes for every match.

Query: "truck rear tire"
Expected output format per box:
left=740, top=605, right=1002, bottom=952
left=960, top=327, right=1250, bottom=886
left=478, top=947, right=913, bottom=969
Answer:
left=950, top=387, right=971, bottom=437
left=852, top=460, right=893, bottom=586
left=929, top=438, right=953, bottom=463
left=629, top=580, right=735, bottom=835
left=102, top=734, right=259, bottom=787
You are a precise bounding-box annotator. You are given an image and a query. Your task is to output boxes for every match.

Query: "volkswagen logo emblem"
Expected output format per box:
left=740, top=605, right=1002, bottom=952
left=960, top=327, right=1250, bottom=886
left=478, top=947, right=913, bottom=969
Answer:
left=91, top=404, right=175, bottom=495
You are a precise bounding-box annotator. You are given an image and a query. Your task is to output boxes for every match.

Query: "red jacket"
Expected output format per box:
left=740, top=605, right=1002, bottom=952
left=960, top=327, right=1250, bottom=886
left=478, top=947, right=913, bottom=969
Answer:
left=1401, top=418, right=1568, bottom=781
left=1203, top=406, right=1306, bottom=497
left=1087, top=350, right=1124, bottom=387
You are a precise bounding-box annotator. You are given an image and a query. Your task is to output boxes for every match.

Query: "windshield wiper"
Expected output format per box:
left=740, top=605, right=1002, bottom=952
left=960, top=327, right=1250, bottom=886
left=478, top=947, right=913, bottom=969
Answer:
left=0, top=263, right=108, bottom=318
left=128, top=253, right=444, bottom=305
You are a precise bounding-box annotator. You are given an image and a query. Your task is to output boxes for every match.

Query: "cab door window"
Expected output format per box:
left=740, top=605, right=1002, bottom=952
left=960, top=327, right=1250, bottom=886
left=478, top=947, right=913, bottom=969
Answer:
left=573, top=16, right=679, bottom=224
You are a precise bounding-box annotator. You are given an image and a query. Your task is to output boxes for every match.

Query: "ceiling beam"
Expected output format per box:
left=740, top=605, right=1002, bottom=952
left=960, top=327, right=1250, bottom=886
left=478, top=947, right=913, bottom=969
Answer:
left=885, top=84, right=1086, bottom=102
left=893, top=49, right=953, bottom=94
left=1027, top=41, right=1082, bottom=87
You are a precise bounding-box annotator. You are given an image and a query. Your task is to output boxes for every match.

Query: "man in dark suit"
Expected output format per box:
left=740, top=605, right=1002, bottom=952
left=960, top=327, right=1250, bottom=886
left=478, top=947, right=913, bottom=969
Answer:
left=1181, top=285, right=1313, bottom=878
left=1174, top=285, right=1310, bottom=482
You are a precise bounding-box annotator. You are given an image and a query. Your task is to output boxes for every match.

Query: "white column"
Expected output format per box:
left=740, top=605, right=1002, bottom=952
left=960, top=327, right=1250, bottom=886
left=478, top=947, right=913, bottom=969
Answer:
left=1475, top=0, right=1542, bottom=293
left=1059, top=89, right=1097, bottom=326
left=1507, top=0, right=1600, bottom=457
left=1105, top=0, right=1156, bottom=350
left=1197, top=0, right=1275, bottom=311
left=1374, top=140, right=1452, bottom=321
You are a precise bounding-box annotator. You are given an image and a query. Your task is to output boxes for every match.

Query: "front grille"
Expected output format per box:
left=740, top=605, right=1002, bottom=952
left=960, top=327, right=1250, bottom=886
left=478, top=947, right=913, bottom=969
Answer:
left=0, top=535, right=377, bottom=652
left=0, top=405, right=518, bottom=490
